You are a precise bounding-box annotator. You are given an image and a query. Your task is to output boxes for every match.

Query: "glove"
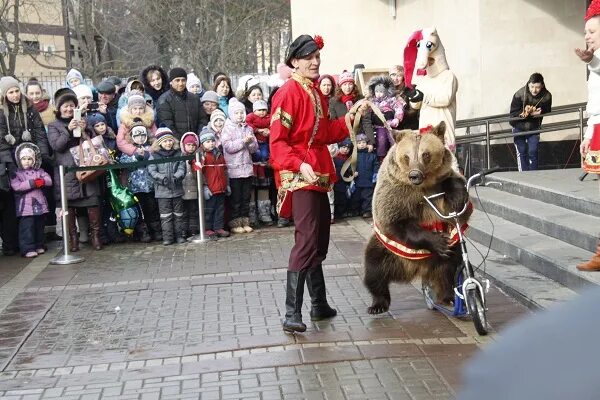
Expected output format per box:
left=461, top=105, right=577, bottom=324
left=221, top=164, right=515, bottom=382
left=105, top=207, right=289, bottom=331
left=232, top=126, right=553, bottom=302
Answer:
left=203, top=186, right=212, bottom=200
left=389, top=118, right=399, bottom=128
left=408, top=88, right=424, bottom=103
left=226, top=185, right=231, bottom=196
left=21, top=130, right=32, bottom=142
left=34, top=178, right=45, bottom=188
left=3, top=133, right=15, bottom=145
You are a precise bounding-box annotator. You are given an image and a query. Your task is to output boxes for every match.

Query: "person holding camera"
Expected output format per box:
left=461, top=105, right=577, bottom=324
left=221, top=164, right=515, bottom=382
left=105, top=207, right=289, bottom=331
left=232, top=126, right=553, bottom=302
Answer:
left=48, top=91, right=104, bottom=252
left=0, top=76, right=49, bottom=256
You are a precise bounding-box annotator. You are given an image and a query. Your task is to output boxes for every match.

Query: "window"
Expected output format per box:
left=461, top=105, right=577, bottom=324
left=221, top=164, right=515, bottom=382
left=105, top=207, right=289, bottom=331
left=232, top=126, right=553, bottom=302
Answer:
left=22, top=40, right=40, bottom=55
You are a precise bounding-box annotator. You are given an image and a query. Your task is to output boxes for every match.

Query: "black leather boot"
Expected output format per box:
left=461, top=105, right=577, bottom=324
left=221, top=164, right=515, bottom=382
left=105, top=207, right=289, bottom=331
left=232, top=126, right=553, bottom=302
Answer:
left=306, top=265, right=337, bottom=321
left=282, top=270, right=308, bottom=333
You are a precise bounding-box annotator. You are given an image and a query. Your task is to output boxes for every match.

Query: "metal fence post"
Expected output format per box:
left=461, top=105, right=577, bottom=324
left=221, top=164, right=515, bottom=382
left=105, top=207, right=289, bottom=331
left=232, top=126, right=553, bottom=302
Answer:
left=50, top=165, right=84, bottom=265
left=190, top=152, right=208, bottom=244
left=485, top=120, right=491, bottom=170
left=579, top=106, right=585, bottom=142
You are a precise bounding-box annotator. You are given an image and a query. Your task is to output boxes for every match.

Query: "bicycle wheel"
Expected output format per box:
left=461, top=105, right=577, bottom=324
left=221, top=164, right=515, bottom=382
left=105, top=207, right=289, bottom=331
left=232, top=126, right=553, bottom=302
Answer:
left=466, top=288, right=488, bottom=335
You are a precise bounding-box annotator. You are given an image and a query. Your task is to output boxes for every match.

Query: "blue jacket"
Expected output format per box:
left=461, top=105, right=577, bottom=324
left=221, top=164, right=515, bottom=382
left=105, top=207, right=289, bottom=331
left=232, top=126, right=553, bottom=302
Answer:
left=355, top=149, right=379, bottom=188
left=333, top=155, right=351, bottom=192
left=118, top=145, right=153, bottom=193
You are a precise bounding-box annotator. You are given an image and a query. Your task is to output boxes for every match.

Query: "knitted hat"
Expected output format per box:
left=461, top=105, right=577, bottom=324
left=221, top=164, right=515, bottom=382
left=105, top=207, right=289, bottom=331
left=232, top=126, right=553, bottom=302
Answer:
left=87, top=112, right=106, bottom=128
left=586, top=0, right=600, bottom=21
left=154, top=127, right=176, bottom=146
left=0, top=77, right=19, bottom=96
left=127, top=94, right=146, bottom=110
left=356, top=134, right=368, bottom=143
left=168, top=67, right=187, bottom=82
left=338, top=71, right=354, bottom=86
left=210, top=109, right=226, bottom=124
left=18, top=147, right=35, bottom=160
left=186, top=73, right=202, bottom=90
left=228, top=98, right=245, bottom=117
left=72, top=84, right=93, bottom=99
left=182, top=132, right=199, bottom=146
left=200, top=131, right=216, bottom=144
left=96, top=80, right=116, bottom=94
left=253, top=100, right=268, bottom=112
left=201, top=90, right=219, bottom=104
left=66, top=68, right=84, bottom=87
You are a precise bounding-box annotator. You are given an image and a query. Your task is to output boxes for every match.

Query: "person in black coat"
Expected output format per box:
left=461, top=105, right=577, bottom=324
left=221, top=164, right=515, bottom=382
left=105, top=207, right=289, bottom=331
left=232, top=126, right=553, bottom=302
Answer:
left=350, top=134, right=379, bottom=218
left=509, top=72, right=552, bottom=171
left=156, top=68, right=208, bottom=140
left=140, top=65, right=169, bottom=105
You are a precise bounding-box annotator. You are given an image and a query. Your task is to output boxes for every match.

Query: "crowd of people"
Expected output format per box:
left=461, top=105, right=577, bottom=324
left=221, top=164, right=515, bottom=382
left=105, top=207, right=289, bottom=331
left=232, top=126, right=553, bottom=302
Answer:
left=0, top=59, right=422, bottom=258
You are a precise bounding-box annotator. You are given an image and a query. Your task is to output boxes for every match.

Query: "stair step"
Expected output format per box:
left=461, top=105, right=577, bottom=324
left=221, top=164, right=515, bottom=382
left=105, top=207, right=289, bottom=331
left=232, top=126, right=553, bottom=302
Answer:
left=487, top=170, right=600, bottom=217
left=472, top=186, right=598, bottom=252
left=468, top=210, right=600, bottom=292
left=466, top=242, right=576, bottom=310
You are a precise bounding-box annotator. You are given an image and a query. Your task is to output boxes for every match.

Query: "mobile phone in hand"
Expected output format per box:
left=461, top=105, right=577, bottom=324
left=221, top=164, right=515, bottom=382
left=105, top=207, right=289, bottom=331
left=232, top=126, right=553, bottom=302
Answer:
left=73, top=108, right=82, bottom=138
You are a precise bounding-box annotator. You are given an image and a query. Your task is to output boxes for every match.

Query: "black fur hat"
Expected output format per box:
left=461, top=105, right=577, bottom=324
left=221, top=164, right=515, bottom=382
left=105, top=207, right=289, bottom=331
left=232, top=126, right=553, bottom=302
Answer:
left=367, top=75, right=395, bottom=98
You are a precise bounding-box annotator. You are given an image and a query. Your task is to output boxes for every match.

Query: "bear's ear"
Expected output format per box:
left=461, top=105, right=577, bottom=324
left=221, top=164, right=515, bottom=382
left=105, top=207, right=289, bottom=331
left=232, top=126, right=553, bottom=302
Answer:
left=431, top=121, right=446, bottom=143
left=391, top=129, right=410, bottom=144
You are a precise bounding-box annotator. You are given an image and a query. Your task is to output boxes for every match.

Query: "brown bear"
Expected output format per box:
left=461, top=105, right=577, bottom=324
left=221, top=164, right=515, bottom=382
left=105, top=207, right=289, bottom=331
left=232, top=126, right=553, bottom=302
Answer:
left=363, top=121, right=471, bottom=314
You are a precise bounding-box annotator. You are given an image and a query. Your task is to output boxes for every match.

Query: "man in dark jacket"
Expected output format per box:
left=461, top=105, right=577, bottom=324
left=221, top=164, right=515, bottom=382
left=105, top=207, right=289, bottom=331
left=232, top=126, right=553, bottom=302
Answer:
left=509, top=72, right=552, bottom=171
left=156, top=68, right=208, bottom=140
left=96, top=80, right=119, bottom=133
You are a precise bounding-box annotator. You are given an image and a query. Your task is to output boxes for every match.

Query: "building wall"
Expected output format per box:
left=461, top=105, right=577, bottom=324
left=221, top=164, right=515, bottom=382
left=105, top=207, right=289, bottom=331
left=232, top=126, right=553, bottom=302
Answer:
left=290, top=0, right=587, bottom=125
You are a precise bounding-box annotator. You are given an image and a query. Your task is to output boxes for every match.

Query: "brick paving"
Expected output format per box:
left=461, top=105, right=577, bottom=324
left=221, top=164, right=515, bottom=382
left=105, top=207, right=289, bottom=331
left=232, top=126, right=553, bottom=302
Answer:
left=0, top=219, right=529, bottom=399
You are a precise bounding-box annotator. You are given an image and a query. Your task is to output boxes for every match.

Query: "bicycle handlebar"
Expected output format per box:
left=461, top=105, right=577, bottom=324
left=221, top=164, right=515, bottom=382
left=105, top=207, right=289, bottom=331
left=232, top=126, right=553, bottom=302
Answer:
left=423, top=167, right=501, bottom=220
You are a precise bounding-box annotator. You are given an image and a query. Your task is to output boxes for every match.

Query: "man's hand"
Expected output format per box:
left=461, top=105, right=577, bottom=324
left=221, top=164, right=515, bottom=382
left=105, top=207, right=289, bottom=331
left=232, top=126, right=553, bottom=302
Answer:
left=531, top=108, right=542, bottom=116
left=299, top=162, right=318, bottom=184
left=575, top=46, right=594, bottom=63
left=367, top=144, right=374, bottom=153
left=98, top=103, right=108, bottom=114
left=581, top=138, right=591, bottom=156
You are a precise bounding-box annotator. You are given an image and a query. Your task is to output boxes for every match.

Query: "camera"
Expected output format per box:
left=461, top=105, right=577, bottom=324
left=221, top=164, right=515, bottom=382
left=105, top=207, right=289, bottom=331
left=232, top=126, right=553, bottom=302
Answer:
left=87, top=101, right=100, bottom=112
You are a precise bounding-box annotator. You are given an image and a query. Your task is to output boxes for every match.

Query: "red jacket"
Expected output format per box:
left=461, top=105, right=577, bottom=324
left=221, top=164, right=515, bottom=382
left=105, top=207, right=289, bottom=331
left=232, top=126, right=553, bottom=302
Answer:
left=246, top=113, right=271, bottom=143
left=269, top=73, right=349, bottom=216
left=202, top=149, right=227, bottom=195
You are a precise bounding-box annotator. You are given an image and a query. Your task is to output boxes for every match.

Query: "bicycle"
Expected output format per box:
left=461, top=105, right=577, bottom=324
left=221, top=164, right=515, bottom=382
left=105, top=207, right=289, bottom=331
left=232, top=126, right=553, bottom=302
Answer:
left=421, top=167, right=500, bottom=336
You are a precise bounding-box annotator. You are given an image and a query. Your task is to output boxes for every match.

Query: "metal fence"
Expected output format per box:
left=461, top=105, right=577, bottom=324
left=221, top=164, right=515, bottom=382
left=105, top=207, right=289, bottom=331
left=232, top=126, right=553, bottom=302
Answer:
left=16, top=73, right=94, bottom=103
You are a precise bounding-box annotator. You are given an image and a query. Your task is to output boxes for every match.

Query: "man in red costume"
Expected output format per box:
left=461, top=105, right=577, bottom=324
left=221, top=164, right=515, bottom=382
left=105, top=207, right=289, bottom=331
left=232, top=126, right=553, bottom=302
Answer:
left=270, top=34, right=360, bottom=333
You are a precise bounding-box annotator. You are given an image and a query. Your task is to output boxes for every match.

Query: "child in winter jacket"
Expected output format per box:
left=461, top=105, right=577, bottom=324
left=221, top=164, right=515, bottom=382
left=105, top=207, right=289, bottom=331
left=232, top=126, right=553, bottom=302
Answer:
left=118, top=122, right=162, bottom=242
left=117, top=94, right=157, bottom=156
left=147, top=128, right=186, bottom=245
left=351, top=134, right=379, bottom=218
left=204, top=108, right=226, bottom=149
left=180, top=132, right=200, bottom=237
left=10, top=143, right=52, bottom=257
left=221, top=98, right=258, bottom=234
left=200, top=131, right=230, bottom=239
left=87, top=112, right=117, bottom=152
left=368, top=76, right=406, bottom=160
left=246, top=99, right=270, bottom=163
left=332, top=138, right=354, bottom=219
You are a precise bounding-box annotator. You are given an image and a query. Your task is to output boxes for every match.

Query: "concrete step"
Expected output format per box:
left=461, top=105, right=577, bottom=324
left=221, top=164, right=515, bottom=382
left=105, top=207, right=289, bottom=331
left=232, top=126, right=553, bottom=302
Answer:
left=472, top=186, right=599, bottom=252
left=486, top=170, right=600, bottom=217
left=468, top=210, right=600, bottom=292
left=466, top=242, right=576, bottom=310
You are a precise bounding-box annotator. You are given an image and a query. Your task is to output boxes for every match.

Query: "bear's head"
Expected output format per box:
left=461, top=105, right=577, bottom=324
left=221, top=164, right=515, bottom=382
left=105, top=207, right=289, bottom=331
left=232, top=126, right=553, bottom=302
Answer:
left=389, top=121, right=452, bottom=186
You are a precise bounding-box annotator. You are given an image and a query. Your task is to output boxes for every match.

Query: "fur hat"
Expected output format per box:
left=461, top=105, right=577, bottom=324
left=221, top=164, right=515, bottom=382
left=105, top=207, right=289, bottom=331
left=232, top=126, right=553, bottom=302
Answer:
left=0, top=77, right=19, bottom=96
left=96, top=80, right=116, bottom=94
left=168, top=67, right=187, bottom=82
left=356, top=134, right=368, bottom=143
left=201, top=90, right=219, bottom=104
left=72, top=84, right=93, bottom=99
left=367, top=76, right=395, bottom=98
left=285, top=35, right=323, bottom=68
left=54, top=91, right=78, bottom=116
left=200, top=131, right=216, bottom=144
left=53, top=87, right=76, bottom=105
left=66, top=69, right=84, bottom=87
left=127, top=94, right=146, bottom=110
left=186, top=73, right=202, bottom=91
left=228, top=98, right=246, bottom=118
left=87, top=112, right=106, bottom=128
left=253, top=100, right=268, bottom=112
left=15, top=142, right=41, bottom=169
left=338, top=71, right=354, bottom=86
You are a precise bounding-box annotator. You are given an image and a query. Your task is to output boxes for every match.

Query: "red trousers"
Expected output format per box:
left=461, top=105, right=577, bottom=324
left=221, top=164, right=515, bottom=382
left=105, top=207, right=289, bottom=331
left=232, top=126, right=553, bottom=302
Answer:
left=288, top=190, right=331, bottom=271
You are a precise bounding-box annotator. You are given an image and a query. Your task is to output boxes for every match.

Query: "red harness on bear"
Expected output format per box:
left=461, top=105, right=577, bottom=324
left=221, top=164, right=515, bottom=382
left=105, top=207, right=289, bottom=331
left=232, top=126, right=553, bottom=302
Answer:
left=373, top=202, right=472, bottom=260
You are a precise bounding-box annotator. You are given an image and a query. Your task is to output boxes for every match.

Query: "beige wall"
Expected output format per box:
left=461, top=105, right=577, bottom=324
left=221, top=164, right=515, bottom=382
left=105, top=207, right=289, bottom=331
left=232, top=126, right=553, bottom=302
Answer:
left=291, top=0, right=587, bottom=125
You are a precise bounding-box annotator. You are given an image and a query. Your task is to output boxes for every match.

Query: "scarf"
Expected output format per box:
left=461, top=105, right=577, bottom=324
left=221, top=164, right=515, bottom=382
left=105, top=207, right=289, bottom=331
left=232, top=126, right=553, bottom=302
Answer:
left=340, top=94, right=355, bottom=110
left=33, top=99, right=49, bottom=113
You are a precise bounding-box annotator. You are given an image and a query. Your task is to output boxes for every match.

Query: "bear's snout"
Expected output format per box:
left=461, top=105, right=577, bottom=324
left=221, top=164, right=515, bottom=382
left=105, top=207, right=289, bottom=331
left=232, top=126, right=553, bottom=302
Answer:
left=408, top=169, right=424, bottom=185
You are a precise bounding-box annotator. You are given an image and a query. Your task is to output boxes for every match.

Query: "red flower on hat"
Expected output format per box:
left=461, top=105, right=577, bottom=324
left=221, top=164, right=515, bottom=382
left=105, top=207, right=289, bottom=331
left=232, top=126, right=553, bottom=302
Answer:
left=586, top=0, right=600, bottom=21
left=314, top=35, right=324, bottom=50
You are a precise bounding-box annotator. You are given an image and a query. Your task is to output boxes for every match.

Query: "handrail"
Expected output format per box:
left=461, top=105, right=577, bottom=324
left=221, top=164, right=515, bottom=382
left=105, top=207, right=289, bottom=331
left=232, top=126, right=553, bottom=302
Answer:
left=456, top=102, right=587, bottom=127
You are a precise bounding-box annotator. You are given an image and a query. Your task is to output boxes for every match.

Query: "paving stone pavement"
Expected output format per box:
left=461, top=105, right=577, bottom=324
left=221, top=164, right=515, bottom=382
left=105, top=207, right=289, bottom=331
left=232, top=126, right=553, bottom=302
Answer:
left=0, top=219, right=529, bottom=399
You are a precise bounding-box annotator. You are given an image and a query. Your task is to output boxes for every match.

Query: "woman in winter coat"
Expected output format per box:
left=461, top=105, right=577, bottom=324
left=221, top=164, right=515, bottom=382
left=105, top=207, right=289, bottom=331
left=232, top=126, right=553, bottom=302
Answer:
left=328, top=71, right=375, bottom=147
left=239, top=84, right=264, bottom=115
left=25, top=80, right=56, bottom=129
left=47, top=91, right=104, bottom=252
left=0, top=77, right=50, bottom=256
left=141, top=65, right=170, bottom=105
left=221, top=98, right=257, bottom=234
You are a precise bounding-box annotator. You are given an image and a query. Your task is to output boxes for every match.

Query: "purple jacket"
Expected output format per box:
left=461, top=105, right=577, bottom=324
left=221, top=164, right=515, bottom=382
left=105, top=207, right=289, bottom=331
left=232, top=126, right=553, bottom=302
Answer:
left=221, top=119, right=258, bottom=178
left=10, top=168, right=52, bottom=216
